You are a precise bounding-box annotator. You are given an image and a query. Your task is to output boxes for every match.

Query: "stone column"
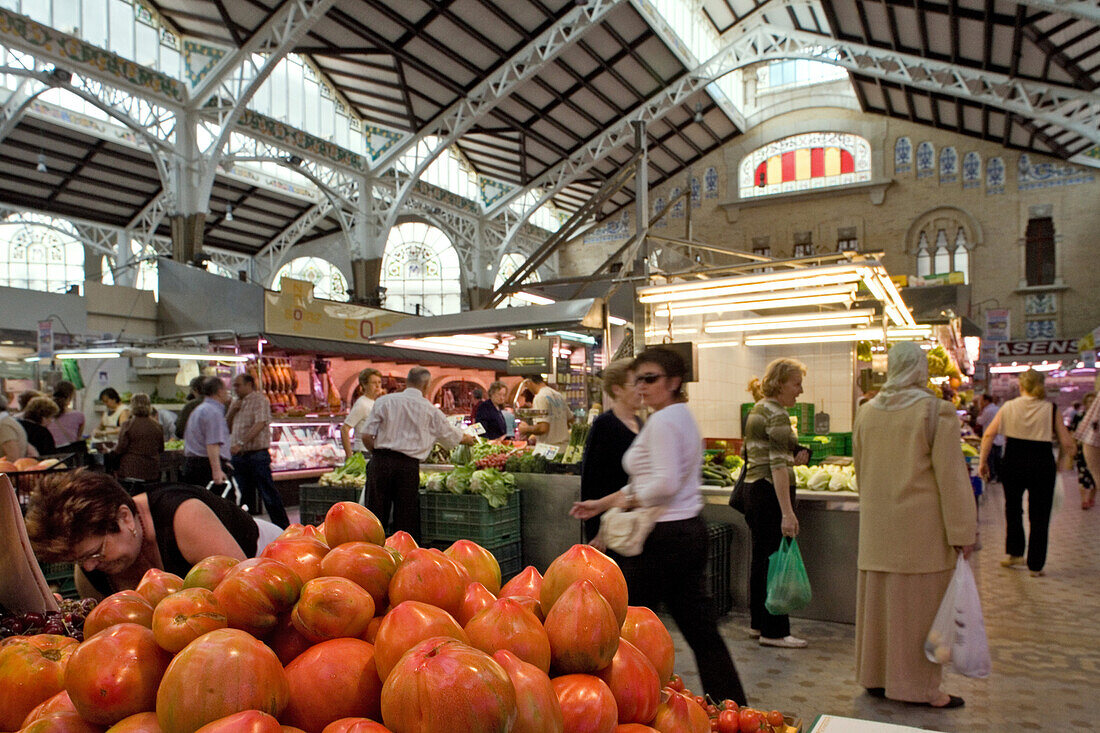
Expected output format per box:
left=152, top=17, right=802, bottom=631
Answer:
left=350, top=257, right=384, bottom=307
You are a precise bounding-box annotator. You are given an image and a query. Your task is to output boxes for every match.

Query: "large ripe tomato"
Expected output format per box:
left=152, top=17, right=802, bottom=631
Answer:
left=550, top=674, right=617, bottom=733
left=615, top=726, right=660, bottom=732
left=716, top=709, right=740, bottom=733
left=499, top=567, right=544, bottom=619
left=135, top=569, right=184, bottom=607
left=387, top=548, right=470, bottom=619
left=465, top=598, right=550, bottom=673
left=372, top=601, right=468, bottom=682
left=155, top=628, right=289, bottom=733
left=541, top=544, right=628, bottom=626
left=653, top=690, right=710, bottom=733
left=324, top=502, right=385, bottom=547
left=444, top=540, right=502, bottom=595
left=291, top=576, right=376, bottom=643
left=181, top=555, right=240, bottom=591
left=65, top=623, right=172, bottom=725
left=594, top=639, right=660, bottom=724
left=259, top=536, right=330, bottom=584
left=194, top=710, right=282, bottom=733
left=265, top=613, right=314, bottom=666
left=492, top=650, right=563, bottom=733
left=319, top=542, right=398, bottom=610
left=83, top=591, right=154, bottom=638
left=543, top=580, right=620, bottom=675
left=21, top=690, right=77, bottom=728
left=620, top=606, right=676, bottom=684
left=19, top=711, right=103, bottom=733
left=282, top=638, right=383, bottom=733
left=320, top=720, right=391, bottom=733
left=456, top=582, right=497, bottom=627
left=383, top=531, right=418, bottom=559
left=0, top=634, right=77, bottom=730
left=212, top=557, right=302, bottom=637
left=151, top=588, right=228, bottom=653
left=105, top=712, right=163, bottom=732
left=380, top=637, right=516, bottom=733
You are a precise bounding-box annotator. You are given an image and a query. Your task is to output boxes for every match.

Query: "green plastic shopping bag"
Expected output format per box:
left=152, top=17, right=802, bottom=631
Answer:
left=764, top=537, right=812, bottom=615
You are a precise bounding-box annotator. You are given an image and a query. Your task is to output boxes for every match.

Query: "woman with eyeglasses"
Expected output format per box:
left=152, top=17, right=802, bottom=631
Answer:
left=25, top=469, right=282, bottom=599
left=571, top=347, right=747, bottom=705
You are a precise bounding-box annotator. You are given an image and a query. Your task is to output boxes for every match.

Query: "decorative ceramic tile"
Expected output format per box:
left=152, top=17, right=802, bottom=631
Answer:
left=939, top=146, right=958, bottom=183
left=705, top=167, right=719, bottom=198
left=987, top=156, right=1006, bottom=195
left=1018, top=154, right=1095, bottom=190
left=894, top=137, right=912, bottom=174
left=1025, top=292, right=1057, bottom=315
left=671, top=187, right=684, bottom=218
left=963, top=151, right=982, bottom=189
left=691, top=177, right=702, bottom=208
left=653, top=197, right=667, bottom=228
left=584, top=212, right=632, bottom=244
left=916, top=142, right=935, bottom=179
left=1026, top=319, right=1057, bottom=339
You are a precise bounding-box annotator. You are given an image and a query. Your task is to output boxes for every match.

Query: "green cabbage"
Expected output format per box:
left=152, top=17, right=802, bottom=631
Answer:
left=445, top=465, right=475, bottom=494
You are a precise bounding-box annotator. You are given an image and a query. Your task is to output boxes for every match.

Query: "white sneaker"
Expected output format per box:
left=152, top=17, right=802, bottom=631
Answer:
left=759, top=635, right=808, bottom=648
left=748, top=628, right=761, bottom=638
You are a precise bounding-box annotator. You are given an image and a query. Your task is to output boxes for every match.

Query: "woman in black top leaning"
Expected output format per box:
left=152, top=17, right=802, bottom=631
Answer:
left=579, top=359, right=642, bottom=543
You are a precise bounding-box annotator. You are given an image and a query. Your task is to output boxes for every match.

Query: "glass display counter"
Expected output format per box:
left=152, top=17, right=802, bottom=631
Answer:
left=270, top=416, right=344, bottom=478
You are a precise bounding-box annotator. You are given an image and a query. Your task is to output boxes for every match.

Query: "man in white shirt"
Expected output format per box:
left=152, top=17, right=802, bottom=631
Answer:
left=517, top=374, right=572, bottom=450
left=341, top=368, right=384, bottom=461
left=362, top=366, right=475, bottom=539
left=976, top=393, right=1004, bottom=482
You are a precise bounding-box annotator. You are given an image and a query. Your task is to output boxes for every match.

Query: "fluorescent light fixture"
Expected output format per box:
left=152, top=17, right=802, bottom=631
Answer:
left=638, top=263, right=869, bottom=303
left=549, top=330, right=596, bottom=345
left=608, top=315, right=628, bottom=326
left=146, top=352, right=252, bottom=363
left=990, top=362, right=1062, bottom=374
left=416, top=335, right=500, bottom=349
left=512, top=291, right=555, bottom=305
left=54, top=349, right=123, bottom=359
left=643, top=327, right=699, bottom=338
left=23, top=356, right=41, bottom=362
left=655, top=287, right=857, bottom=317
left=697, top=339, right=741, bottom=349
left=704, top=309, right=876, bottom=334
left=744, top=325, right=934, bottom=346
left=640, top=272, right=864, bottom=304
left=388, top=339, right=505, bottom=358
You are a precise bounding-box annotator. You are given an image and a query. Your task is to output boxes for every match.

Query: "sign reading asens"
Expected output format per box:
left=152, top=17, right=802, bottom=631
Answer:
left=995, top=339, right=1079, bottom=358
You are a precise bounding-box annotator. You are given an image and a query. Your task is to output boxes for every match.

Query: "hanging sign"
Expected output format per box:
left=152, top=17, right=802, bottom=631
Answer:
left=984, top=309, right=1010, bottom=342
left=995, top=339, right=1079, bottom=358
left=36, top=320, right=53, bottom=359
left=264, top=278, right=410, bottom=345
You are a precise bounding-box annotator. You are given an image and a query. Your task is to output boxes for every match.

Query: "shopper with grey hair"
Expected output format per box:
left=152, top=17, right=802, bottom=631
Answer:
left=182, top=376, right=232, bottom=488
left=361, top=366, right=475, bottom=539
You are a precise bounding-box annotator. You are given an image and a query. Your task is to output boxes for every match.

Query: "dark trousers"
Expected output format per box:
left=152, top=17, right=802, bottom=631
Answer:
left=1001, top=438, right=1056, bottom=571
left=365, top=448, right=421, bottom=540
left=182, top=455, right=231, bottom=487
left=987, top=444, right=1003, bottom=482
left=745, top=477, right=795, bottom=639
left=616, top=516, right=747, bottom=705
left=232, top=449, right=289, bottom=528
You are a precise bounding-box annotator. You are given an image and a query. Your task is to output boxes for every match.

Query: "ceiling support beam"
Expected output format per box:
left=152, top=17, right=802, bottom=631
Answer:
left=1011, top=0, right=1100, bottom=24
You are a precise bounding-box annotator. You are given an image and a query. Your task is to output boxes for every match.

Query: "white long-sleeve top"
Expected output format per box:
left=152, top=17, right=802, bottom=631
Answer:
left=622, top=402, right=703, bottom=522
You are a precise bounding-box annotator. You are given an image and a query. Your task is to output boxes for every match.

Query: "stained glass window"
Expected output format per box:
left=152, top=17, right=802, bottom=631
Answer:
left=382, top=222, right=461, bottom=316
left=0, top=214, right=85, bottom=293
left=495, top=253, right=540, bottom=308
left=739, top=132, right=872, bottom=199
left=273, top=256, right=349, bottom=302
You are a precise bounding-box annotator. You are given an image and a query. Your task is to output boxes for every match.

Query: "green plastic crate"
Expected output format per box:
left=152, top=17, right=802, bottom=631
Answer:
left=704, top=522, right=733, bottom=618
left=787, top=403, right=814, bottom=432
left=427, top=538, right=523, bottom=583
left=298, top=484, right=361, bottom=527
left=828, top=432, right=853, bottom=456
left=40, top=561, right=79, bottom=600
left=420, top=490, right=521, bottom=545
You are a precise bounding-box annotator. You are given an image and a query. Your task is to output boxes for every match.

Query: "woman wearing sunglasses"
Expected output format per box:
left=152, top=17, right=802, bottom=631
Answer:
left=571, top=346, right=747, bottom=705
left=25, top=469, right=281, bottom=599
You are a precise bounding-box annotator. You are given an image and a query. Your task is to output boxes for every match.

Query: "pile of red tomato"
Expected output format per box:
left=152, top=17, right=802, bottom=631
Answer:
left=0, top=501, right=796, bottom=733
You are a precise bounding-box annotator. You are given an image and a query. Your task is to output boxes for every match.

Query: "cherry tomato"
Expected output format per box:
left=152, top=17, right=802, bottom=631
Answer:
left=739, top=708, right=762, bottom=732
left=668, top=674, right=685, bottom=692
left=766, top=709, right=786, bottom=730
left=707, top=703, right=719, bottom=716
left=695, top=695, right=708, bottom=709
left=717, top=709, right=740, bottom=733
left=711, top=720, right=720, bottom=732
left=721, top=699, right=739, bottom=713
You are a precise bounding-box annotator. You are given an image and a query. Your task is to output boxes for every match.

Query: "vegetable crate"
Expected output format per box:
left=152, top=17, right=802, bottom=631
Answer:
left=39, top=561, right=79, bottom=601
left=298, top=483, right=361, bottom=527
left=787, top=403, right=814, bottom=431
left=419, top=490, right=521, bottom=546
left=427, top=538, right=524, bottom=583
left=705, top=522, right=734, bottom=618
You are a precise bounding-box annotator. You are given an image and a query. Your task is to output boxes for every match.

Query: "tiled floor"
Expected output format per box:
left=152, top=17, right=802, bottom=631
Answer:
left=665, top=481, right=1100, bottom=731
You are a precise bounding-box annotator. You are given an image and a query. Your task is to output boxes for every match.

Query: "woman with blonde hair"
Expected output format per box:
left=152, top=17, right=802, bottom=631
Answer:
left=980, top=369, right=1075, bottom=576
left=742, top=357, right=811, bottom=648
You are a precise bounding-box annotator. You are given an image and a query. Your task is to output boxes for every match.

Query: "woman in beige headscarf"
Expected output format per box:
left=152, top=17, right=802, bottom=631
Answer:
left=979, top=369, right=1075, bottom=576
left=853, top=341, right=977, bottom=708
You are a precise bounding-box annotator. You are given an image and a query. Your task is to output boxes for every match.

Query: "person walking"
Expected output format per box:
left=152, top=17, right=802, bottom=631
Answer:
left=473, top=381, right=509, bottom=440
left=182, top=377, right=232, bottom=488
left=49, top=381, right=86, bottom=454
left=341, top=368, right=384, bottom=462
left=853, top=341, right=977, bottom=707
left=1070, top=392, right=1096, bottom=509
left=113, top=393, right=164, bottom=483
left=979, top=369, right=1076, bottom=576
left=517, top=374, right=571, bottom=450
left=976, top=393, right=1003, bottom=483
left=570, top=347, right=747, bottom=705
left=361, top=367, right=475, bottom=539
left=175, top=376, right=207, bottom=440
left=578, top=360, right=641, bottom=542
left=742, top=358, right=811, bottom=648
left=227, top=373, right=289, bottom=529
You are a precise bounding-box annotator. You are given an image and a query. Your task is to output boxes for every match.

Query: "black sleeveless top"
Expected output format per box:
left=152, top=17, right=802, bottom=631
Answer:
left=83, top=484, right=259, bottom=595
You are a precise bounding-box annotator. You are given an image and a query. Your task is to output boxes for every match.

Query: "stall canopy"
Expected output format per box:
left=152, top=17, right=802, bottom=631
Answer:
left=370, top=299, right=606, bottom=342
left=243, top=333, right=507, bottom=372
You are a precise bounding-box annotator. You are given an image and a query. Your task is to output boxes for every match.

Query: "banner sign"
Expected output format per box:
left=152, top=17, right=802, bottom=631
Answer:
left=984, top=309, right=1010, bottom=342
left=995, top=339, right=1079, bottom=358
left=36, top=320, right=53, bottom=359
left=264, top=279, right=410, bottom=345
left=507, top=338, right=553, bottom=375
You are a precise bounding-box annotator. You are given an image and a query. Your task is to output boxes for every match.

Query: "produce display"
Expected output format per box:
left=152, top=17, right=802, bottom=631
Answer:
left=0, top=458, right=65, bottom=473
left=0, top=598, right=98, bottom=642
left=559, top=422, right=590, bottom=464
left=794, top=464, right=857, bottom=493
left=0, top=510, right=802, bottom=733
left=164, top=439, right=184, bottom=452
left=422, top=466, right=516, bottom=508
left=319, top=453, right=369, bottom=488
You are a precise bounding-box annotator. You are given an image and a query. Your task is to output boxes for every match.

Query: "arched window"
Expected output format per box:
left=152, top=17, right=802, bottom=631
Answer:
left=738, top=132, right=872, bottom=199
left=494, top=253, right=540, bottom=308
left=0, top=214, right=84, bottom=293
left=382, top=222, right=462, bottom=316
left=907, top=208, right=978, bottom=284
left=206, top=261, right=235, bottom=279
left=273, top=256, right=349, bottom=302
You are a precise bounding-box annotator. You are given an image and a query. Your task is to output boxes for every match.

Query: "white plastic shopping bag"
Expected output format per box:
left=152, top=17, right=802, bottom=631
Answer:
left=924, top=555, right=991, bottom=678
left=1052, top=469, right=1076, bottom=514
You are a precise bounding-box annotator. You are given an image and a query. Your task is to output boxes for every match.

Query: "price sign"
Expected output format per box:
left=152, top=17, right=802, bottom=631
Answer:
left=533, top=443, right=559, bottom=459
left=470, top=422, right=486, bottom=435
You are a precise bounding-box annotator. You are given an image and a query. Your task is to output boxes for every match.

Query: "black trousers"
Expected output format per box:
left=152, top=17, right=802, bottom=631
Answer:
left=231, top=450, right=289, bottom=528
left=182, top=455, right=232, bottom=487
left=616, top=516, right=747, bottom=705
left=1001, top=437, right=1056, bottom=571
left=365, top=448, right=421, bottom=540
left=745, top=477, right=796, bottom=639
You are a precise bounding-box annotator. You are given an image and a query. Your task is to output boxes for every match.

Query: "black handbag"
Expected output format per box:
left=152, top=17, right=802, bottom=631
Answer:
left=728, top=449, right=749, bottom=514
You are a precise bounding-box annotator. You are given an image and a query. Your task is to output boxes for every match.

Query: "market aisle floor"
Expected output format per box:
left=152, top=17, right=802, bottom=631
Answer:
left=667, top=482, right=1100, bottom=731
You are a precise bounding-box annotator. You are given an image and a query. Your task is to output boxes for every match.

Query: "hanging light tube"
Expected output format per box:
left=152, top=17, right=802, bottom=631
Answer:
left=639, top=272, right=864, bottom=304
left=388, top=339, right=497, bottom=357
left=704, top=309, right=876, bottom=333
left=146, top=351, right=252, bottom=363
left=512, top=291, right=555, bottom=305
left=638, top=263, right=870, bottom=302
left=697, top=339, right=741, bottom=349
left=745, top=325, right=934, bottom=346
left=654, top=286, right=857, bottom=318
left=53, top=348, right=124, bottom=359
